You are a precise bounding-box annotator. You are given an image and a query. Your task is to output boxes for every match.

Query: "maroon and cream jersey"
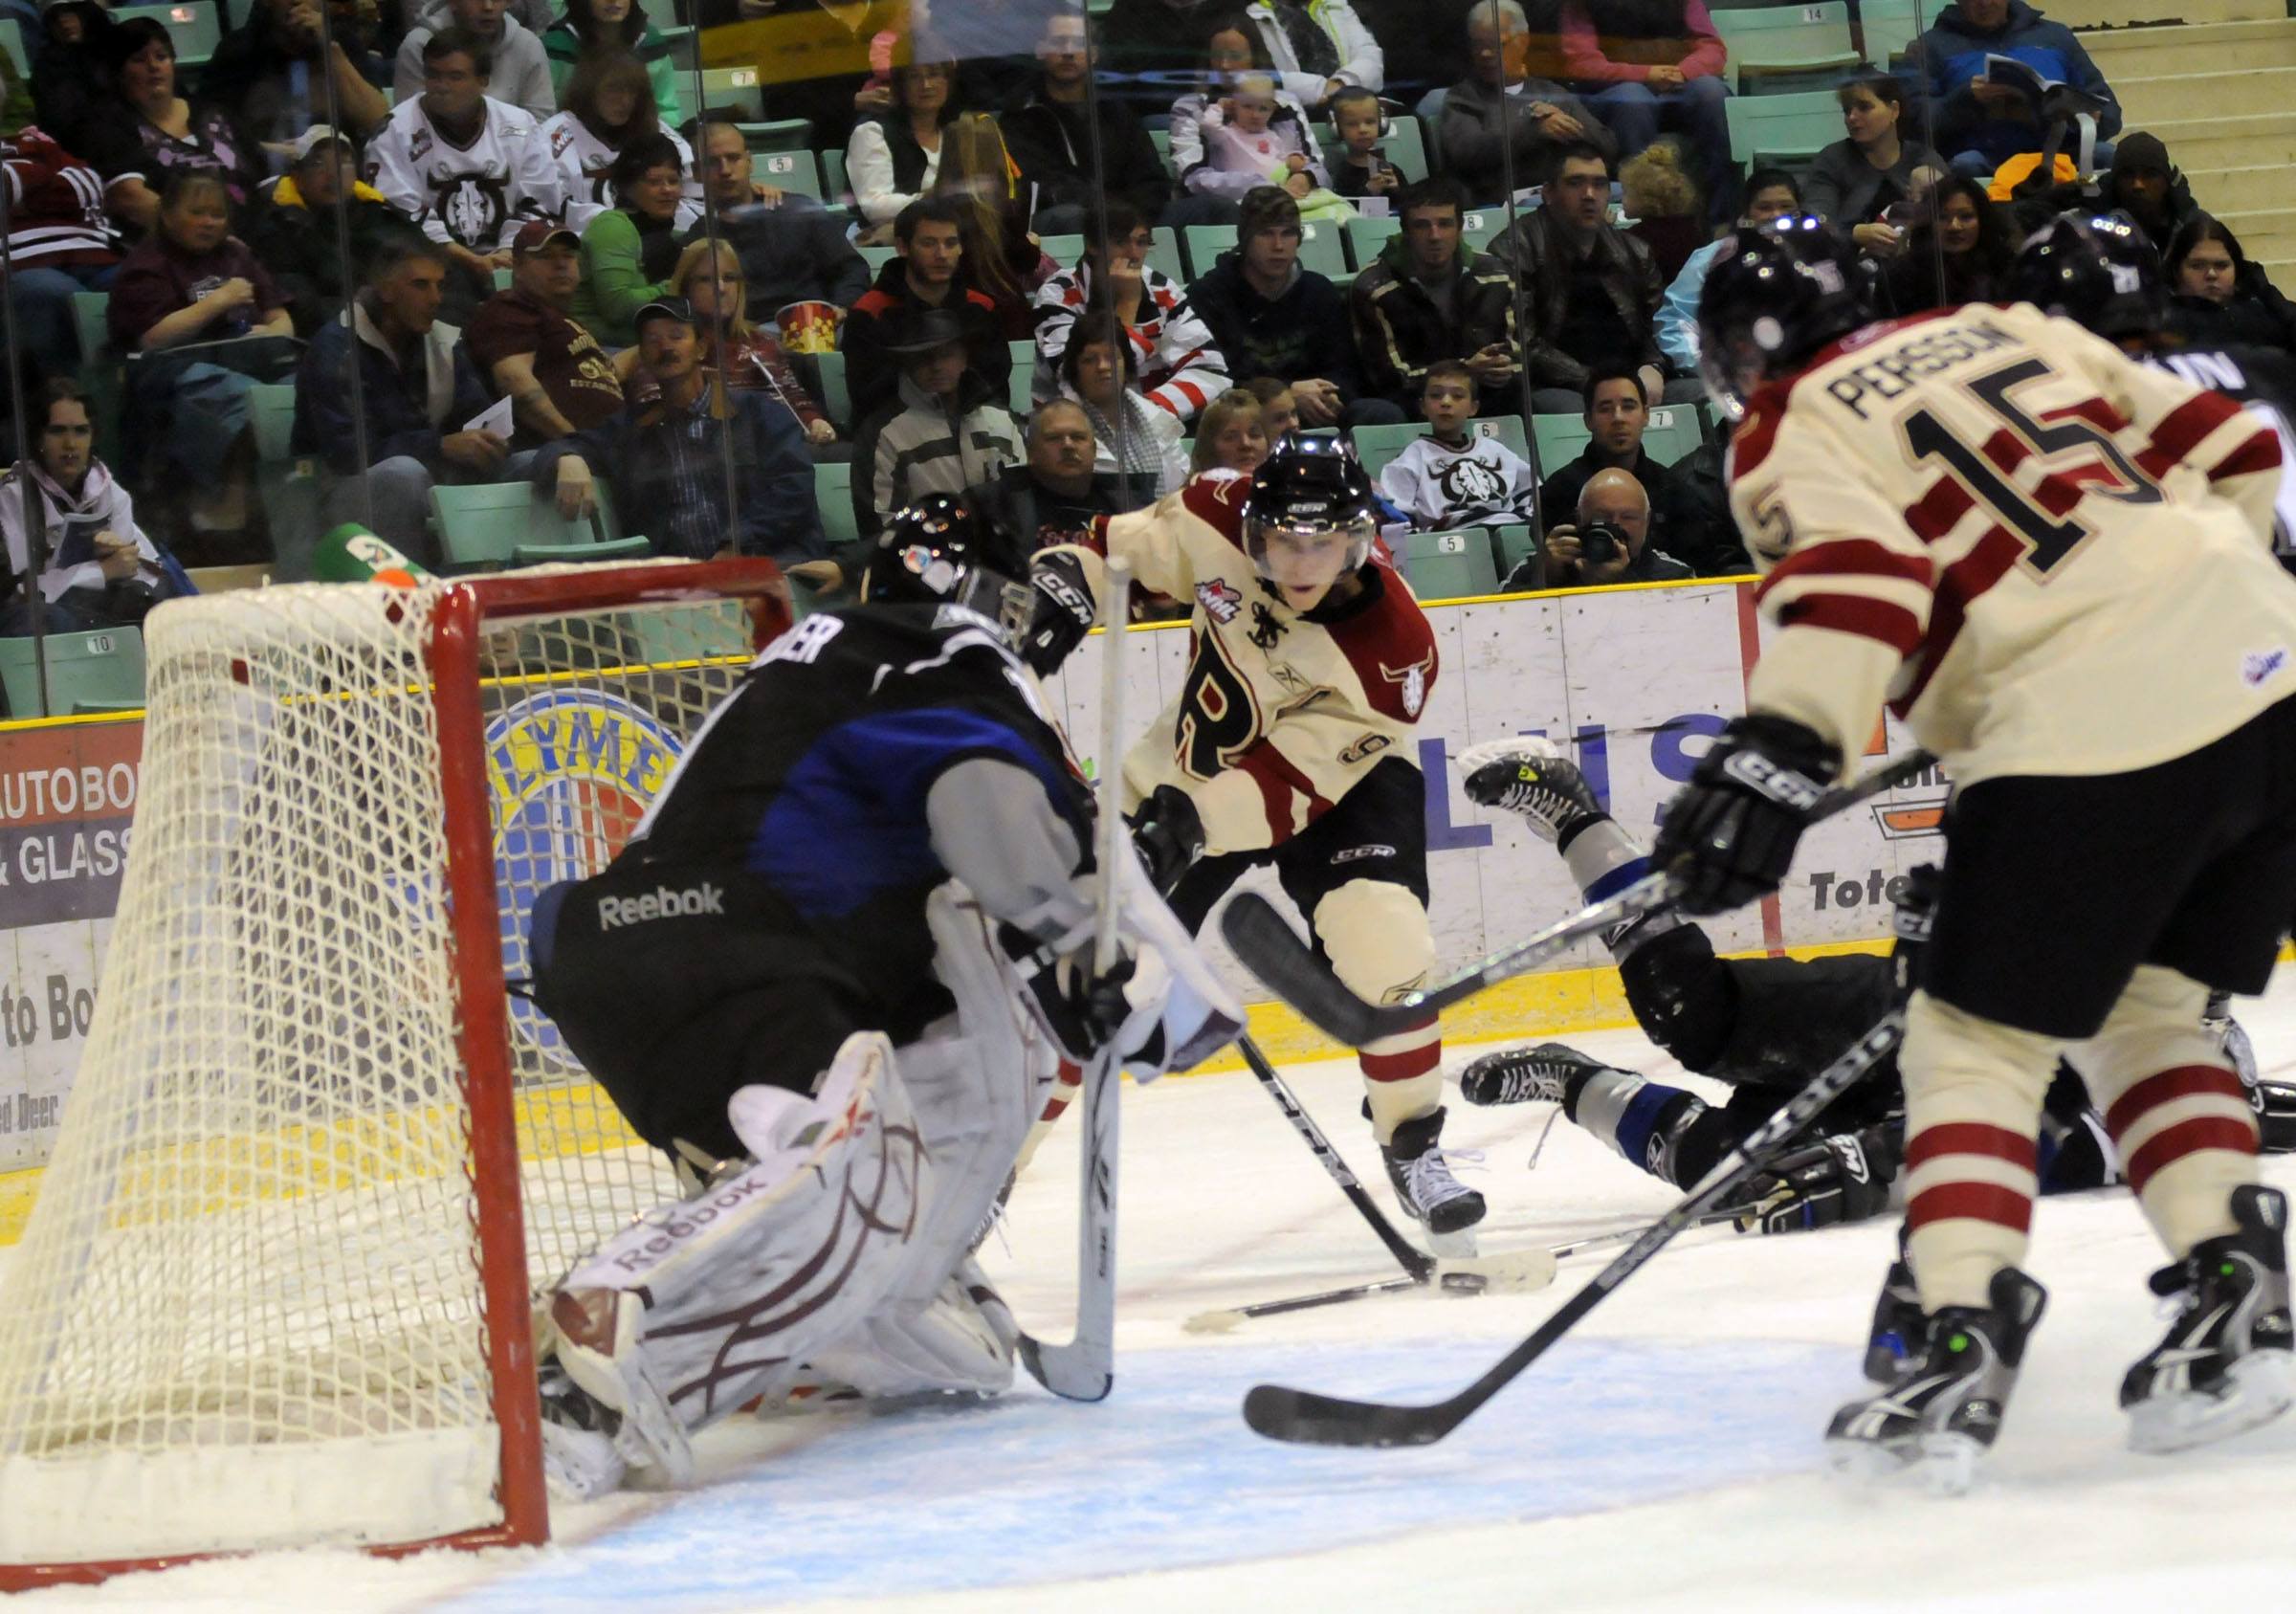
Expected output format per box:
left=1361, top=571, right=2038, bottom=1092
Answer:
left=1, top=128, right=119, bottom=268
left=1055, top=470, right=1438, bottom=856
left=1731, top=301, right=2294, bottom=785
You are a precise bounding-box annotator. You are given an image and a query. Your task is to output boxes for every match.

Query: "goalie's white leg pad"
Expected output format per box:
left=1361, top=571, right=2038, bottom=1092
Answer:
left=803, top=1258, right=1021, bottom=1399
left=552, top=1030, right=932, bottom=1452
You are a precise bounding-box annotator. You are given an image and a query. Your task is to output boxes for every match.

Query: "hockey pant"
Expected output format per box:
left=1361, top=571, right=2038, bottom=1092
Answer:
left=1164, top=755, right=1441, bottom=1142
left=543, top=889, right=1064, bottom=1481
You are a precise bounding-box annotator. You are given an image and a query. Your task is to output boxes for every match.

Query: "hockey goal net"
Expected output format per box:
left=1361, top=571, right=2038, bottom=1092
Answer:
left=0, top=560, right=791, bottom=1586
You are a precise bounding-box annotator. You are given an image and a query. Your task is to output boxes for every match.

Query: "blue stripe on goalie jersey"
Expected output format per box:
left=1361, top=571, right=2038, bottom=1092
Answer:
left=747, top=707, right=1080, bottom=919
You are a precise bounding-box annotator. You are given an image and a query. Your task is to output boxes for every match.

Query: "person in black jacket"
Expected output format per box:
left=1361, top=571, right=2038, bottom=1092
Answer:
left=1186, top=186, right=1402, bottom=427
left=1348, top=175, right=1518, bottom=414
left=248, top=126, right=425, bottom=337
left=841, top=196, right=1015, bottom=428
left=999, top=9, right=1232, bottom=233
left=964, top=399, right=1158, bottom=563
left=685, top=115, right=870, bottom=317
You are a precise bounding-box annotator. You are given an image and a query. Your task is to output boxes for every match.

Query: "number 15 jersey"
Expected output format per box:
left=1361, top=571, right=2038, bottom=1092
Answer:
left=1730, top=300, right=2295, bottom=787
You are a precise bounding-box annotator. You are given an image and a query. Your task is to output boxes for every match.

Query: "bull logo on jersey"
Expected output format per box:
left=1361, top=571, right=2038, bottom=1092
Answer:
left=432, top=169, right=511, bottom=248
left=487, top=689, right=688, bottom=1076
left=1434, top=454, right=1509, bottom=511
left=1380, top=651, right=1434, bottom=719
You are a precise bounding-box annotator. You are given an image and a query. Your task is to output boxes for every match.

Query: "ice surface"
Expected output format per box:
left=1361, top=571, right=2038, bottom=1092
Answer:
left=19, top=973, right=2296, bottom=1613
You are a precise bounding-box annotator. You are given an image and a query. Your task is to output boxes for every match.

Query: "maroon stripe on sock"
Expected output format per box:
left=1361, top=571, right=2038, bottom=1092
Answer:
left=1360, top=1035, right=1440, bottom=1082
left=2104, top=1065, right=2248, bottom=1139
left=1907, top=1181, right=2033, bottom=1234
left=2125, top=1116, right=2260, bottom=1195
left=1903, top=1121, right=2035, bottom=1172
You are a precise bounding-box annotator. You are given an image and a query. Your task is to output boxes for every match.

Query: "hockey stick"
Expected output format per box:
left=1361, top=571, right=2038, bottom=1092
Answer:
left=1018, top=559, right=1134, bottom=1403
left=1223, top=749, right=1937, bottom=1048
left=1240, top=1007, right=1910, bottom=1447
left=1182, top=1211, right=1742, bottom=1334
left=1235, top=1033, right=1556, bottom=1277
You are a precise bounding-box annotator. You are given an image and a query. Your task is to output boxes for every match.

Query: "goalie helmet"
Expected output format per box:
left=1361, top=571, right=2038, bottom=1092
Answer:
left=862, top=494, right=1031, bottom=637
left=2008, top=210, right=2165, bottom=342
left=1241, top=433, right=1380, bottom=593
left=1696, top=215, right=1871, bottom=422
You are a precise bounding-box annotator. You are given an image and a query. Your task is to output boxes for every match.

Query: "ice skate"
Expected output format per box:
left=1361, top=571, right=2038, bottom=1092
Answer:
left=1861, top=1233, right=1925, bottom=1384
left=1381, top=1106, right=1486, bottom=1252
left=2123, top=1185, right=2295, bottom=1455
left=1826, top=1267, right=2046, bottom=1495
left=536, top=1360, right=627, bottom=1501
left=1457, top=736, right=1605, bottom=844
left=1458, top=1041, right=1625, bottom=1107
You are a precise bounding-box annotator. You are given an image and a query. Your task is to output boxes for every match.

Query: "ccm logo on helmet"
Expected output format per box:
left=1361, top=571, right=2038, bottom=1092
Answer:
left=599, top=882, right=726, bottom=930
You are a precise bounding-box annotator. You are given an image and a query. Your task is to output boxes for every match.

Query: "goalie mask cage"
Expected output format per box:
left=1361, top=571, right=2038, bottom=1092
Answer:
left=0, top=560, right=791, bottom=1588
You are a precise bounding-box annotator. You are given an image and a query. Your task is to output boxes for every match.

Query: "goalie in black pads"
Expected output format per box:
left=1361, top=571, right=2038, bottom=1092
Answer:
left=522, top=497, right=1242, bottom=1496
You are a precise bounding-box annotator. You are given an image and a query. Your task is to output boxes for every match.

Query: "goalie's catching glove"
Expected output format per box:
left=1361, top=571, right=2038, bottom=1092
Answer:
left=1654, top=715, right=1839, bottom=916
left=1732, top=1123, right=1901, bottom=1235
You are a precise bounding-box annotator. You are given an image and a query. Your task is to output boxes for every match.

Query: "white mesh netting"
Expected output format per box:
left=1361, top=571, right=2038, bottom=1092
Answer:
left=0, top=575, right=760, bottom=1565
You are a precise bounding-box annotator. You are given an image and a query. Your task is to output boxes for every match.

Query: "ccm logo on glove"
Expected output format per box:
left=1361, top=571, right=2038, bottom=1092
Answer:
left=598, top=883, right=726, bottom=929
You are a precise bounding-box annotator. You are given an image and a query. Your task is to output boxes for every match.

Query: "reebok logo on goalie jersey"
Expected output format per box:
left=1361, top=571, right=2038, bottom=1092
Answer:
left=598, top=882, right=726, bottom=929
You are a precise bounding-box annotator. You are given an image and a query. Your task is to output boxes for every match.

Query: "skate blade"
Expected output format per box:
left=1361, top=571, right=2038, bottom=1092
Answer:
left=2129, top=1350, right=2296, bottom=1455
left=540, top=1421, right=626, bottom=1502
left=1825, top=1431, right=1983, bottom=1496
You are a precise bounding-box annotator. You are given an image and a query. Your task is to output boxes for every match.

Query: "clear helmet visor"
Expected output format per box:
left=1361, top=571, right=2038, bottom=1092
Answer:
left=1243, top=512, right=1376, bottom=604
left=1696, top=314, right=1788, bottom=425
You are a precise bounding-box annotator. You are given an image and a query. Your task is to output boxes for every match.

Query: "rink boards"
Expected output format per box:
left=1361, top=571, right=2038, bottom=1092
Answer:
left=0, top=578, right=1944, bottom=1179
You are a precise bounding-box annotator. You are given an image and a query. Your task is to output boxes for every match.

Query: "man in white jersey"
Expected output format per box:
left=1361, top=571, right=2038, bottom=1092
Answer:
left=1016, top=437, right=1485, bottom=1244
left=366, top=27, right=562, bottom=311
left=1654, top=216, right=2296, bottom=1490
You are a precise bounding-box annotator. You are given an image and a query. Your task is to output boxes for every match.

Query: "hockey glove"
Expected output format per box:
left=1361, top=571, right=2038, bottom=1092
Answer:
left=1653, top=715, right=1840, bottom=917
left=1733, top=1123, right=1901, bottom=1235
left=1127, top=784, right=1204, bottom=898
left=1018, top=551, right=1096, bottom=675
left=1000, top=921, right=1133, bottom=1067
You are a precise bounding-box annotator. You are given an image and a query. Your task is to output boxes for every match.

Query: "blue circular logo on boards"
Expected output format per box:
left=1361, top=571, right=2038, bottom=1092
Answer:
left=486, top=687, right=686, bottom=1075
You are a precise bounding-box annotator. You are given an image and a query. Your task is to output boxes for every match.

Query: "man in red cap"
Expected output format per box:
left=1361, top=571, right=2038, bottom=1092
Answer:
left=464, top=218, right=627, bottom=448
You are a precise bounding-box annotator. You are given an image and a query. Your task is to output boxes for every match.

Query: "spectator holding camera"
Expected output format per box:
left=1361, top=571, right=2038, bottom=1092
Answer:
left=1510, top=464, right=1688, bottom=590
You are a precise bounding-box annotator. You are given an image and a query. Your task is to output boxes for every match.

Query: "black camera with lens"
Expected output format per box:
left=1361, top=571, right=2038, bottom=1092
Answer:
left=1578, top=520, right=1626, bottom=564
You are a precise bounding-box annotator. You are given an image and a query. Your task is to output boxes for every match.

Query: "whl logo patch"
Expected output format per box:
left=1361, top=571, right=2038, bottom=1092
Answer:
left=1196, top=579, right=1242, bottom=624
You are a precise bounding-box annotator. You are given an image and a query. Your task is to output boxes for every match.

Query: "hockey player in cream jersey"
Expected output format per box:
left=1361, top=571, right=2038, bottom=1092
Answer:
left=1019, top=436, right=1484, bottom=1242
left=1658, top=216, right=2296, bottom=1489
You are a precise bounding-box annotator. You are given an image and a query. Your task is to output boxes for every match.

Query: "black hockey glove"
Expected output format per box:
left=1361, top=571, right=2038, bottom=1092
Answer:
left=1127, top=784, right=1204, bottom=897
left=1018, top=551, right=1096, bottom=675
left=1653, top=715, right=1840, bottom=917
left=1889, top=862, right=1940, bottom=1001
left=1000, top=921, right=1134, bottom=1066
left=1733, top=1123, right=1901, bottom=1235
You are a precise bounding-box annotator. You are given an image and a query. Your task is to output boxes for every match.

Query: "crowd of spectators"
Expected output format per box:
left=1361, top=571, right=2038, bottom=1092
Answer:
left=0, top=0, right=2287, bottom=657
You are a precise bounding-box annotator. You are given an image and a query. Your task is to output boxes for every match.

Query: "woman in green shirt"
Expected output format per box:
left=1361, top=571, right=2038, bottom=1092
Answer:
left=573, top=132, right=703, bottom=346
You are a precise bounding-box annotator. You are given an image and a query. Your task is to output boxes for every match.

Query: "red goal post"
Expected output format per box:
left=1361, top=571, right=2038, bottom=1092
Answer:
left=0, top=559, right=791, bottom=1588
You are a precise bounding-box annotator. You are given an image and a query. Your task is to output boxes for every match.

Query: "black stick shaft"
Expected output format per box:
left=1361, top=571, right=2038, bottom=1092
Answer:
left=1236, top=1033, right=1434, bottom=1282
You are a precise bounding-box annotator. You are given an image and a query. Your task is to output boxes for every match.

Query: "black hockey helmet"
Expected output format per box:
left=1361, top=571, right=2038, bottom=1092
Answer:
left=1695, top=214, right=1872, bottom=422
left=1242, top=433, right=1380, bottom=596
left=862, top=493, right=1030, bottom=634
left=2008, top=210, right=2165, bottom=342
